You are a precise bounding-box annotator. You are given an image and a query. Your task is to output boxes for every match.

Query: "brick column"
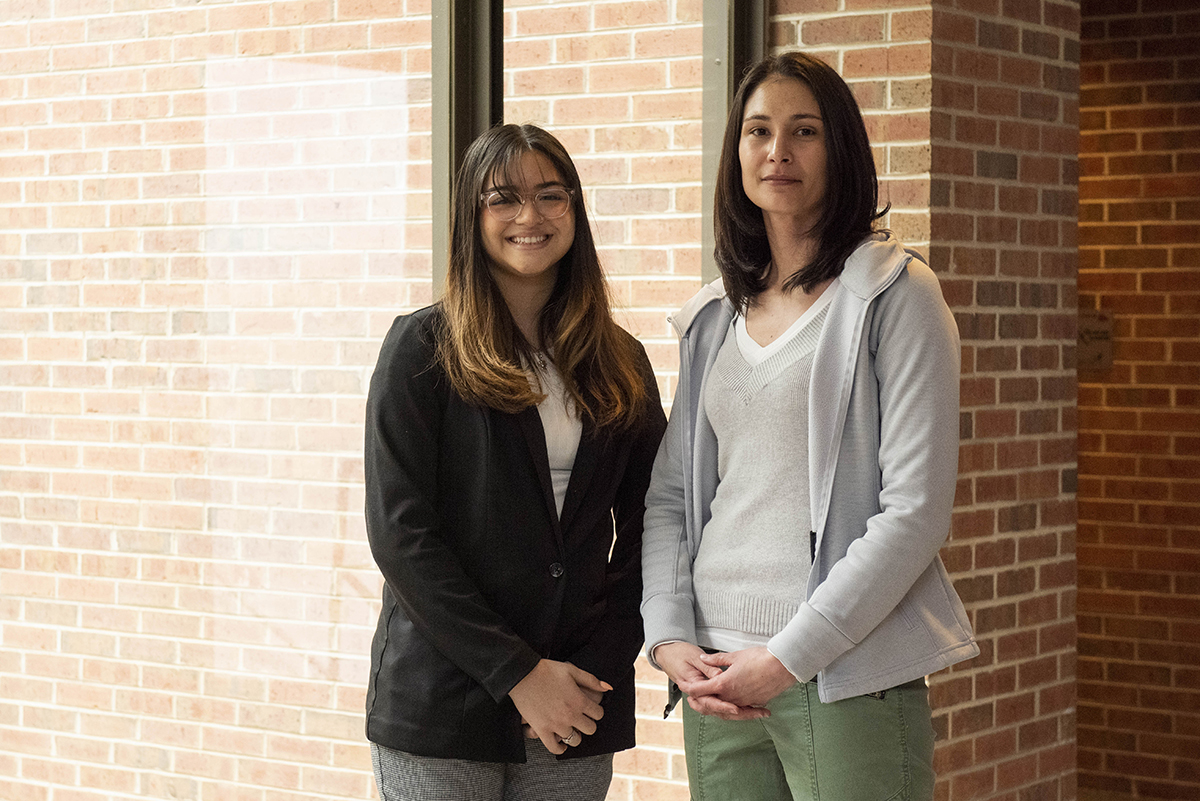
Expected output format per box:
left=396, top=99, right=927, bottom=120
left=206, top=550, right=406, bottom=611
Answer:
left=927, top=2, right=1081, bottom=800
left=773, top=2, right=1080, bottom=799
left=1077, top=2, right=1200, bottom=798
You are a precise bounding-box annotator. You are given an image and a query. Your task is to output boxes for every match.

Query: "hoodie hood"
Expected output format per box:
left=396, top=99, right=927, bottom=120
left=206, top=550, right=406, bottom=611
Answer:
left=667, top=278, right=727, bottom=338
left=668, top=234, right=922, bottom=338
left=838, top=233, right=923, bottom=300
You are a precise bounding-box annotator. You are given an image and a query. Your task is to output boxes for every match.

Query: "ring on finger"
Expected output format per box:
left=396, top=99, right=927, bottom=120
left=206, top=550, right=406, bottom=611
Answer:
left=562, top=729, right=581, bottom=747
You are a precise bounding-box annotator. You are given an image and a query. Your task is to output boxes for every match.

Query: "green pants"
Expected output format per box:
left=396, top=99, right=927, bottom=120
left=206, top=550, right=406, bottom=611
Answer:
left=682, top=679, right=935, bottom=801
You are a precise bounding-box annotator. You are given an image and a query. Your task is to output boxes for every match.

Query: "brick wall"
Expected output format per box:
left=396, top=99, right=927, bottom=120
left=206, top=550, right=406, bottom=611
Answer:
left=1077, top=1, right=1200, bottom=798
left=1, top=3, right=431, bottom=800
left=0, top=1, right=704, bottom=799
left=2, top=1, right=1081, bottom=800
left=925, top=1, right=1081, bottom=800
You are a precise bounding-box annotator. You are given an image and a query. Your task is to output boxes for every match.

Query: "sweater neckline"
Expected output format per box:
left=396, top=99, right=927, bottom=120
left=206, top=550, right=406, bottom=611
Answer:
left=719, top=303, right=830, bottom=405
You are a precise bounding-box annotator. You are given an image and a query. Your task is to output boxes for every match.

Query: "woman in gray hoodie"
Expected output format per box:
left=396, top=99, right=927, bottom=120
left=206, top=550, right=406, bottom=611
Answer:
left=640, top=52, right=979, bottom=800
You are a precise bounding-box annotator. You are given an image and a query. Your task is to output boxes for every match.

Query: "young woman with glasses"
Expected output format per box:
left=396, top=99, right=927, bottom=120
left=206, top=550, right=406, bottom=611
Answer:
left=363, top=123, right=666, bottom=800
left=640, top=52, right=979, bottom=800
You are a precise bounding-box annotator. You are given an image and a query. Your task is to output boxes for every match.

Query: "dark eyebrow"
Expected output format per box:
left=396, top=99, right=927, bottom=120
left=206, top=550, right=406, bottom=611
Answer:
left=484, top=180, right=568, bottom=193
left=743, top=112, right=823, bottom=124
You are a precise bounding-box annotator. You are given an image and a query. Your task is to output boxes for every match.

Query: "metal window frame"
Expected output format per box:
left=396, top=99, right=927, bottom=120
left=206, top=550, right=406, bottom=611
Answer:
left=431, top=0, right=503, bottom=298
left=701, top=0, right=768, bottom=284
left=430, top=0, right=766, bottom=291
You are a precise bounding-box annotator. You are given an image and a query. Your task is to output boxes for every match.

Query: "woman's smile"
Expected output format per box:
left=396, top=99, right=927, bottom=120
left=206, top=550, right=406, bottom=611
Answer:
left=480, top=151, right=575, bottom=295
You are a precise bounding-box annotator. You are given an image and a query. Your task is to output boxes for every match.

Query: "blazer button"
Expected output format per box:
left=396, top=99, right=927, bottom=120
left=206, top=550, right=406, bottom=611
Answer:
left=549, top=562, right=564, bottom=578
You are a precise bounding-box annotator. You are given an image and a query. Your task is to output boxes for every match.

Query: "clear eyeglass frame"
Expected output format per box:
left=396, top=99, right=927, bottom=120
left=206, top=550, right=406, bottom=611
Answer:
left=479, top=188, right=574, bottom=222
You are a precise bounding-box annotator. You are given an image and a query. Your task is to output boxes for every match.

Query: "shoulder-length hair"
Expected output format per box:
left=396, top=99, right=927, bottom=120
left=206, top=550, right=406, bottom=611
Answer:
left=714, top=51, right=888, bottom=311
left=437, top=123, right=649, bottom=429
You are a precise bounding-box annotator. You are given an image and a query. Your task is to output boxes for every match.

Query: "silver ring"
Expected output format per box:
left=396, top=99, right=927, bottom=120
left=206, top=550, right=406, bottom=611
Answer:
left=562, top=729, right=581, bottom=747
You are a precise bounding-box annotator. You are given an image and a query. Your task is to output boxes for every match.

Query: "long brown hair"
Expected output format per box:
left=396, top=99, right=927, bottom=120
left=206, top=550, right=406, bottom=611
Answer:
left=437, top=124, right=649, bottom=429
left=715, top=51, right=888, bottom=311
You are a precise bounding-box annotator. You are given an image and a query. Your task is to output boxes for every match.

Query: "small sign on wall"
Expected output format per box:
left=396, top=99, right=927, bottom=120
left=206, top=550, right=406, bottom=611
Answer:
left=1078, top=310, right=1113, bottom=371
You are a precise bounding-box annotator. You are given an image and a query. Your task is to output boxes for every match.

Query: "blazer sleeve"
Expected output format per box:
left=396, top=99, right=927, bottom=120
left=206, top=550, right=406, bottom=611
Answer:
left=565, top=346, right=666, bottom=684
left=364, top=312, right=542, bottom=702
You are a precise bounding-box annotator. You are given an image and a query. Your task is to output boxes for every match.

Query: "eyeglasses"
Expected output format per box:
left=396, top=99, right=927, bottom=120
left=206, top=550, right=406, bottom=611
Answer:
left=479, top=188, right=574, bottom=221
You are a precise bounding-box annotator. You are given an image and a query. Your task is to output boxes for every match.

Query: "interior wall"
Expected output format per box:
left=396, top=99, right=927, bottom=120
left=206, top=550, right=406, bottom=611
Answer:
left=927, top=0, right=1081, bottom=799
left=1077, top=1, right=1200, bottom=798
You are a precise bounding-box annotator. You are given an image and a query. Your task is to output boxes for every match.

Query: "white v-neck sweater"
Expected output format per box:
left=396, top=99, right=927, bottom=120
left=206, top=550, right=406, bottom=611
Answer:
left=691, top=302, right=829, bottom=654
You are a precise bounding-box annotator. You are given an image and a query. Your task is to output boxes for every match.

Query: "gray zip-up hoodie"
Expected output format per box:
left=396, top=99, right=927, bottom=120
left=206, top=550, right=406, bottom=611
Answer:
left=641, top=234, right=979, bottom=702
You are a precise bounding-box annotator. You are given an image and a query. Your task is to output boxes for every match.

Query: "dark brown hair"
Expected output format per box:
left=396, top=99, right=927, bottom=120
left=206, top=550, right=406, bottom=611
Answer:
left=714, top=51, right=888, bottom=311
left=436, top=124, right=649, bottom=429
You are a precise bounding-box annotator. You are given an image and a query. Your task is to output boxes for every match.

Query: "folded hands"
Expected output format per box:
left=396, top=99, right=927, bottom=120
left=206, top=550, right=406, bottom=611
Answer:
left=654, top=642, right=797, bottom=721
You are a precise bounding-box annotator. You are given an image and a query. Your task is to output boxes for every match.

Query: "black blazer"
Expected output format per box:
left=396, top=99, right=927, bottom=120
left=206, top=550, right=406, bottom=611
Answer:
left=363, top=305, right=666, bottom=763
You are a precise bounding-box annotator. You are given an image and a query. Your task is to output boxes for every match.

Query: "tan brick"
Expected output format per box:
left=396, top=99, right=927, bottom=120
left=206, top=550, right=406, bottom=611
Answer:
left=514, top=5, right=589, bottom=36
left=629, top=154, right=700, bottom=184
left=594, top=0, right=669, bottom=29
left=209, top=2, right=273, bottom=32
left=512, top=65, right=586, bottom=95
left=589, top=62, right=667, bottom=93
left=557, top=31, right=632, bottom=62
left=552, top=95, right=631, bottom=125
left=632, top=27, right=701, bottom=59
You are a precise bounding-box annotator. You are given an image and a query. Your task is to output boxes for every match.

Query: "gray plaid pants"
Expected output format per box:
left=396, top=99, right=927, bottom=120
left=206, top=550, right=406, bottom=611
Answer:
left=370, top=739, right=613, bottom=801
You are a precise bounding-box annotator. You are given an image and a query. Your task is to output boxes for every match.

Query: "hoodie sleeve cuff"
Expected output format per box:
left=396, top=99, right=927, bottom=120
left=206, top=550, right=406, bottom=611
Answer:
left=766, top=602, right=855, bottom=683
left=641, top=594, right=697, bottom=671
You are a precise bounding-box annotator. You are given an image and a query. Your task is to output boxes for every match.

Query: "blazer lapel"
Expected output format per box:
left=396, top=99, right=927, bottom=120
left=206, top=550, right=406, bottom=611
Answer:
left=514, top=406, right=562, bottom=534
left=558, top=416, right=598, bottom=532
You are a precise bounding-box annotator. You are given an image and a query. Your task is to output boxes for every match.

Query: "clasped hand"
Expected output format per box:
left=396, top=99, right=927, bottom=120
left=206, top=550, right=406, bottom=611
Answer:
left=654, top=642, right=797, bottom=721
left=509, top=659, right=610, bottom=754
